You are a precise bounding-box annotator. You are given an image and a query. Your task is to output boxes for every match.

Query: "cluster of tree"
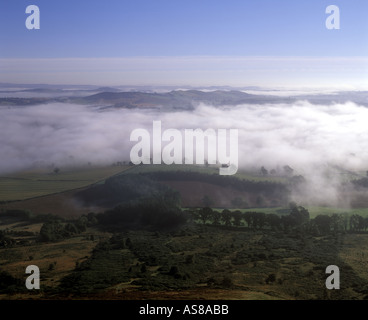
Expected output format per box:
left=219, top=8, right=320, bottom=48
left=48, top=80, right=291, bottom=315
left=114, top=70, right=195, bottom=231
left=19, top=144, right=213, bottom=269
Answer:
left=311, top=213, right=368, bottom=234
left=38, top=214, right=96, bottom=242
left=189, top=203, right=368, bottom=236
left=260, top=165, right=294, bottom=176
left=187, top=204, right=310, bottom=231
left=96, top=197, right=187, bottom=231
left=75, top=174, right=181, bottom=208
left=349, top=214, right=368, bottom=231
left=0, top=230, right=16, bottom=247
left=311, top=214, right=347, bottom=234
left=352, top=177, right=368, bottom=189
left=0, top=271, right=25, bottom=294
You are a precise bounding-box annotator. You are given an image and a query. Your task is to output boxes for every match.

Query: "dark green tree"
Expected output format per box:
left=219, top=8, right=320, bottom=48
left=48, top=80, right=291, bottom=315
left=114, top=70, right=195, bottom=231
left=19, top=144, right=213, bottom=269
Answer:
left=350, top=214, right=364, bottom=232
left=330, top=213, right=346, bottom=233
left=211, top=210, right=221, bottom=225
left=314, top=215, right=332, bottom=234
left=232, top=210, right=242, bottom=226
left=39, top=221, right=65, bottom=242
left=198, top=207, right=213, bottom=225
left=221, top=209, right=232, bottom=226
left=253, top=212, right=266, bottom=229
left=266, top=213, right=281, bottom=230
left=290, top=206, right=310, bottom=226
left=243, top=212, right=252, bottom=228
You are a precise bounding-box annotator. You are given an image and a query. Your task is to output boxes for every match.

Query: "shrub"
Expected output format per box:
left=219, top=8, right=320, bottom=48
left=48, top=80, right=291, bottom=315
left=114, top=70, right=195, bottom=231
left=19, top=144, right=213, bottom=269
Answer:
left=265, top=273, right=276, bottom=284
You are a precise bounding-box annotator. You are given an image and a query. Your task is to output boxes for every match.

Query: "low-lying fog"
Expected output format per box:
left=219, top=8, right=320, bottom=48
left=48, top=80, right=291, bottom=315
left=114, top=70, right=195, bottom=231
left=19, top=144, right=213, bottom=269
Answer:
left=1, top=99, right=368, bottom=207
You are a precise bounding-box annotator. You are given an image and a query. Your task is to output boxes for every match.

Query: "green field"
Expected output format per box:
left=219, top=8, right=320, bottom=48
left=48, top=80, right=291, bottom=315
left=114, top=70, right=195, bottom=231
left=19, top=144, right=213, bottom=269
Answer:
left=0, top=165, right=132, bottom=201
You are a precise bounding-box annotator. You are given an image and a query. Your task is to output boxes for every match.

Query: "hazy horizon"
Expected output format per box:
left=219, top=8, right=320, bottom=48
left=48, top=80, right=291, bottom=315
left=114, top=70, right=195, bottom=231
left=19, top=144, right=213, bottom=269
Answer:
left=1, top=1, right=367, bottom=87
left=1, top=56, right=367, bottom=89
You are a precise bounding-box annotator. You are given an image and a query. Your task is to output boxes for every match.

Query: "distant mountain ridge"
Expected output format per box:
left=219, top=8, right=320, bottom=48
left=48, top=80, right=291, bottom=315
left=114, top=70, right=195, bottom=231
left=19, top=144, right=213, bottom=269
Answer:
left=73, top=90, right=300, bottom=110
left=0, top=87, right=367, bottom=110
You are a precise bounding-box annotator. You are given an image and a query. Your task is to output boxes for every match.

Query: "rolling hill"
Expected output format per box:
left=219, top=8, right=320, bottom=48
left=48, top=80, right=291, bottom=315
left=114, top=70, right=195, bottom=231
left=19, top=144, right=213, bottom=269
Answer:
left=2, top=88, right=367, bottom=109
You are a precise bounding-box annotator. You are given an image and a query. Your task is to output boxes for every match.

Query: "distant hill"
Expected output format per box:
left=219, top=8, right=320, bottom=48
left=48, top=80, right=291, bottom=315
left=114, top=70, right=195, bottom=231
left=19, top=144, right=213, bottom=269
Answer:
left=0, top=88, right=367, bottom=109
left=94, top=87, right=121, bottom=92
left=76, top=89, right=293, bottom=110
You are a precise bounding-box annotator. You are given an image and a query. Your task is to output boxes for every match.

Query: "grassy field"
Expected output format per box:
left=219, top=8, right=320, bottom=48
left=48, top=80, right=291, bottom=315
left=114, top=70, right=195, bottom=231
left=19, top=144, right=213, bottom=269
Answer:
left=0, top=166, right=132, bottom=201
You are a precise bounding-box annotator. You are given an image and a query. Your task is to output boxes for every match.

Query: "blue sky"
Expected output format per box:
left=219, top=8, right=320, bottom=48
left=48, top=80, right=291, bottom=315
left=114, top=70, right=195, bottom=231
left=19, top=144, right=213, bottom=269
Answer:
left=0, top=0, right=367, bottom=87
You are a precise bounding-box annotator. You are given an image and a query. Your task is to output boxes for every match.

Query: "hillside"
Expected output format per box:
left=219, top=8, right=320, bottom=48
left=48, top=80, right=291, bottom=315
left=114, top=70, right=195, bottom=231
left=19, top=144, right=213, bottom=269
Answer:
left=2, top=88, right=367, bottom=109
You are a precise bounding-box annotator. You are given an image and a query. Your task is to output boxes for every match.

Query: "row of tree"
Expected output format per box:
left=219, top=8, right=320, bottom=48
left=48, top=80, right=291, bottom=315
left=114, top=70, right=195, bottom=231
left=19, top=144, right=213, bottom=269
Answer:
left=187, top=205, right=310, bottom=230
left=187, top=205, right=368, bottom=235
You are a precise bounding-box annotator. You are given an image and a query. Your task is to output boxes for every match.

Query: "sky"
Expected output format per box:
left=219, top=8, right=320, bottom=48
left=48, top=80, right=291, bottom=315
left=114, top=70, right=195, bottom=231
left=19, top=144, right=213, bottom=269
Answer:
left=0, top=0, right=367, bottom=87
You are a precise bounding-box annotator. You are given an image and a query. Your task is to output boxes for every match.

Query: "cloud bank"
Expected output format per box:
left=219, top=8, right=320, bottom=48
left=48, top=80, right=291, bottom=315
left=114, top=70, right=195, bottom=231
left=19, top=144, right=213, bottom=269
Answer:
left=2, top=101, right=368, bottom=172
left=1, top=100, right=368, bottom=206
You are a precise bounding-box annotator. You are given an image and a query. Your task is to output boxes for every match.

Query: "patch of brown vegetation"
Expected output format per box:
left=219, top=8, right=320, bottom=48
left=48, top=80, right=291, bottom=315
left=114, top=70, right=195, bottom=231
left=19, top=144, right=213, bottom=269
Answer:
left=0, top=188, right=106, bottom=219
left=339, top=233, right=368, bottom=282
left=0, top=225, right=111, bottom=291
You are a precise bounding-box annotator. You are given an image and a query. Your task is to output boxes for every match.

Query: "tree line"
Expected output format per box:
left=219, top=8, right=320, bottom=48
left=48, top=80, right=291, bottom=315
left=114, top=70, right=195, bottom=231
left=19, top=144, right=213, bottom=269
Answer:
left=187, top=204, right=368, bottom=235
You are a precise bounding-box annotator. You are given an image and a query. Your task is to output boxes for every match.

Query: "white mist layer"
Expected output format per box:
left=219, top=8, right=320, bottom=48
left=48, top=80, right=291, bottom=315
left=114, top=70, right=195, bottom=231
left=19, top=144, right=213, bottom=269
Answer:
left=1, top=101, right=368, bottom=206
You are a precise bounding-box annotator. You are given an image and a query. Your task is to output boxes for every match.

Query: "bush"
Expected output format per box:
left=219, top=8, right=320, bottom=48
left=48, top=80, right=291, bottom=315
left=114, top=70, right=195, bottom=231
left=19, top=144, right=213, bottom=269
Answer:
left=39, top=221, right=68, bottom=242
left=221, top=276, right=233, bottom=288
left=98, top=199, right=188, bottom=231
left=265, top=273, right=276, bottom=284
left=169, top=266, right=179, bottom=277
left=0, top=271, right=24, bottom=293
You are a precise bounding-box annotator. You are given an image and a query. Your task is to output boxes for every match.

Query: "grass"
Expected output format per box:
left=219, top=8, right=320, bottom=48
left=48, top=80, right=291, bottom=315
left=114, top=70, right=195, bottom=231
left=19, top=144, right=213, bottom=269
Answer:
left=0, top=165, right=132, bottom=201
